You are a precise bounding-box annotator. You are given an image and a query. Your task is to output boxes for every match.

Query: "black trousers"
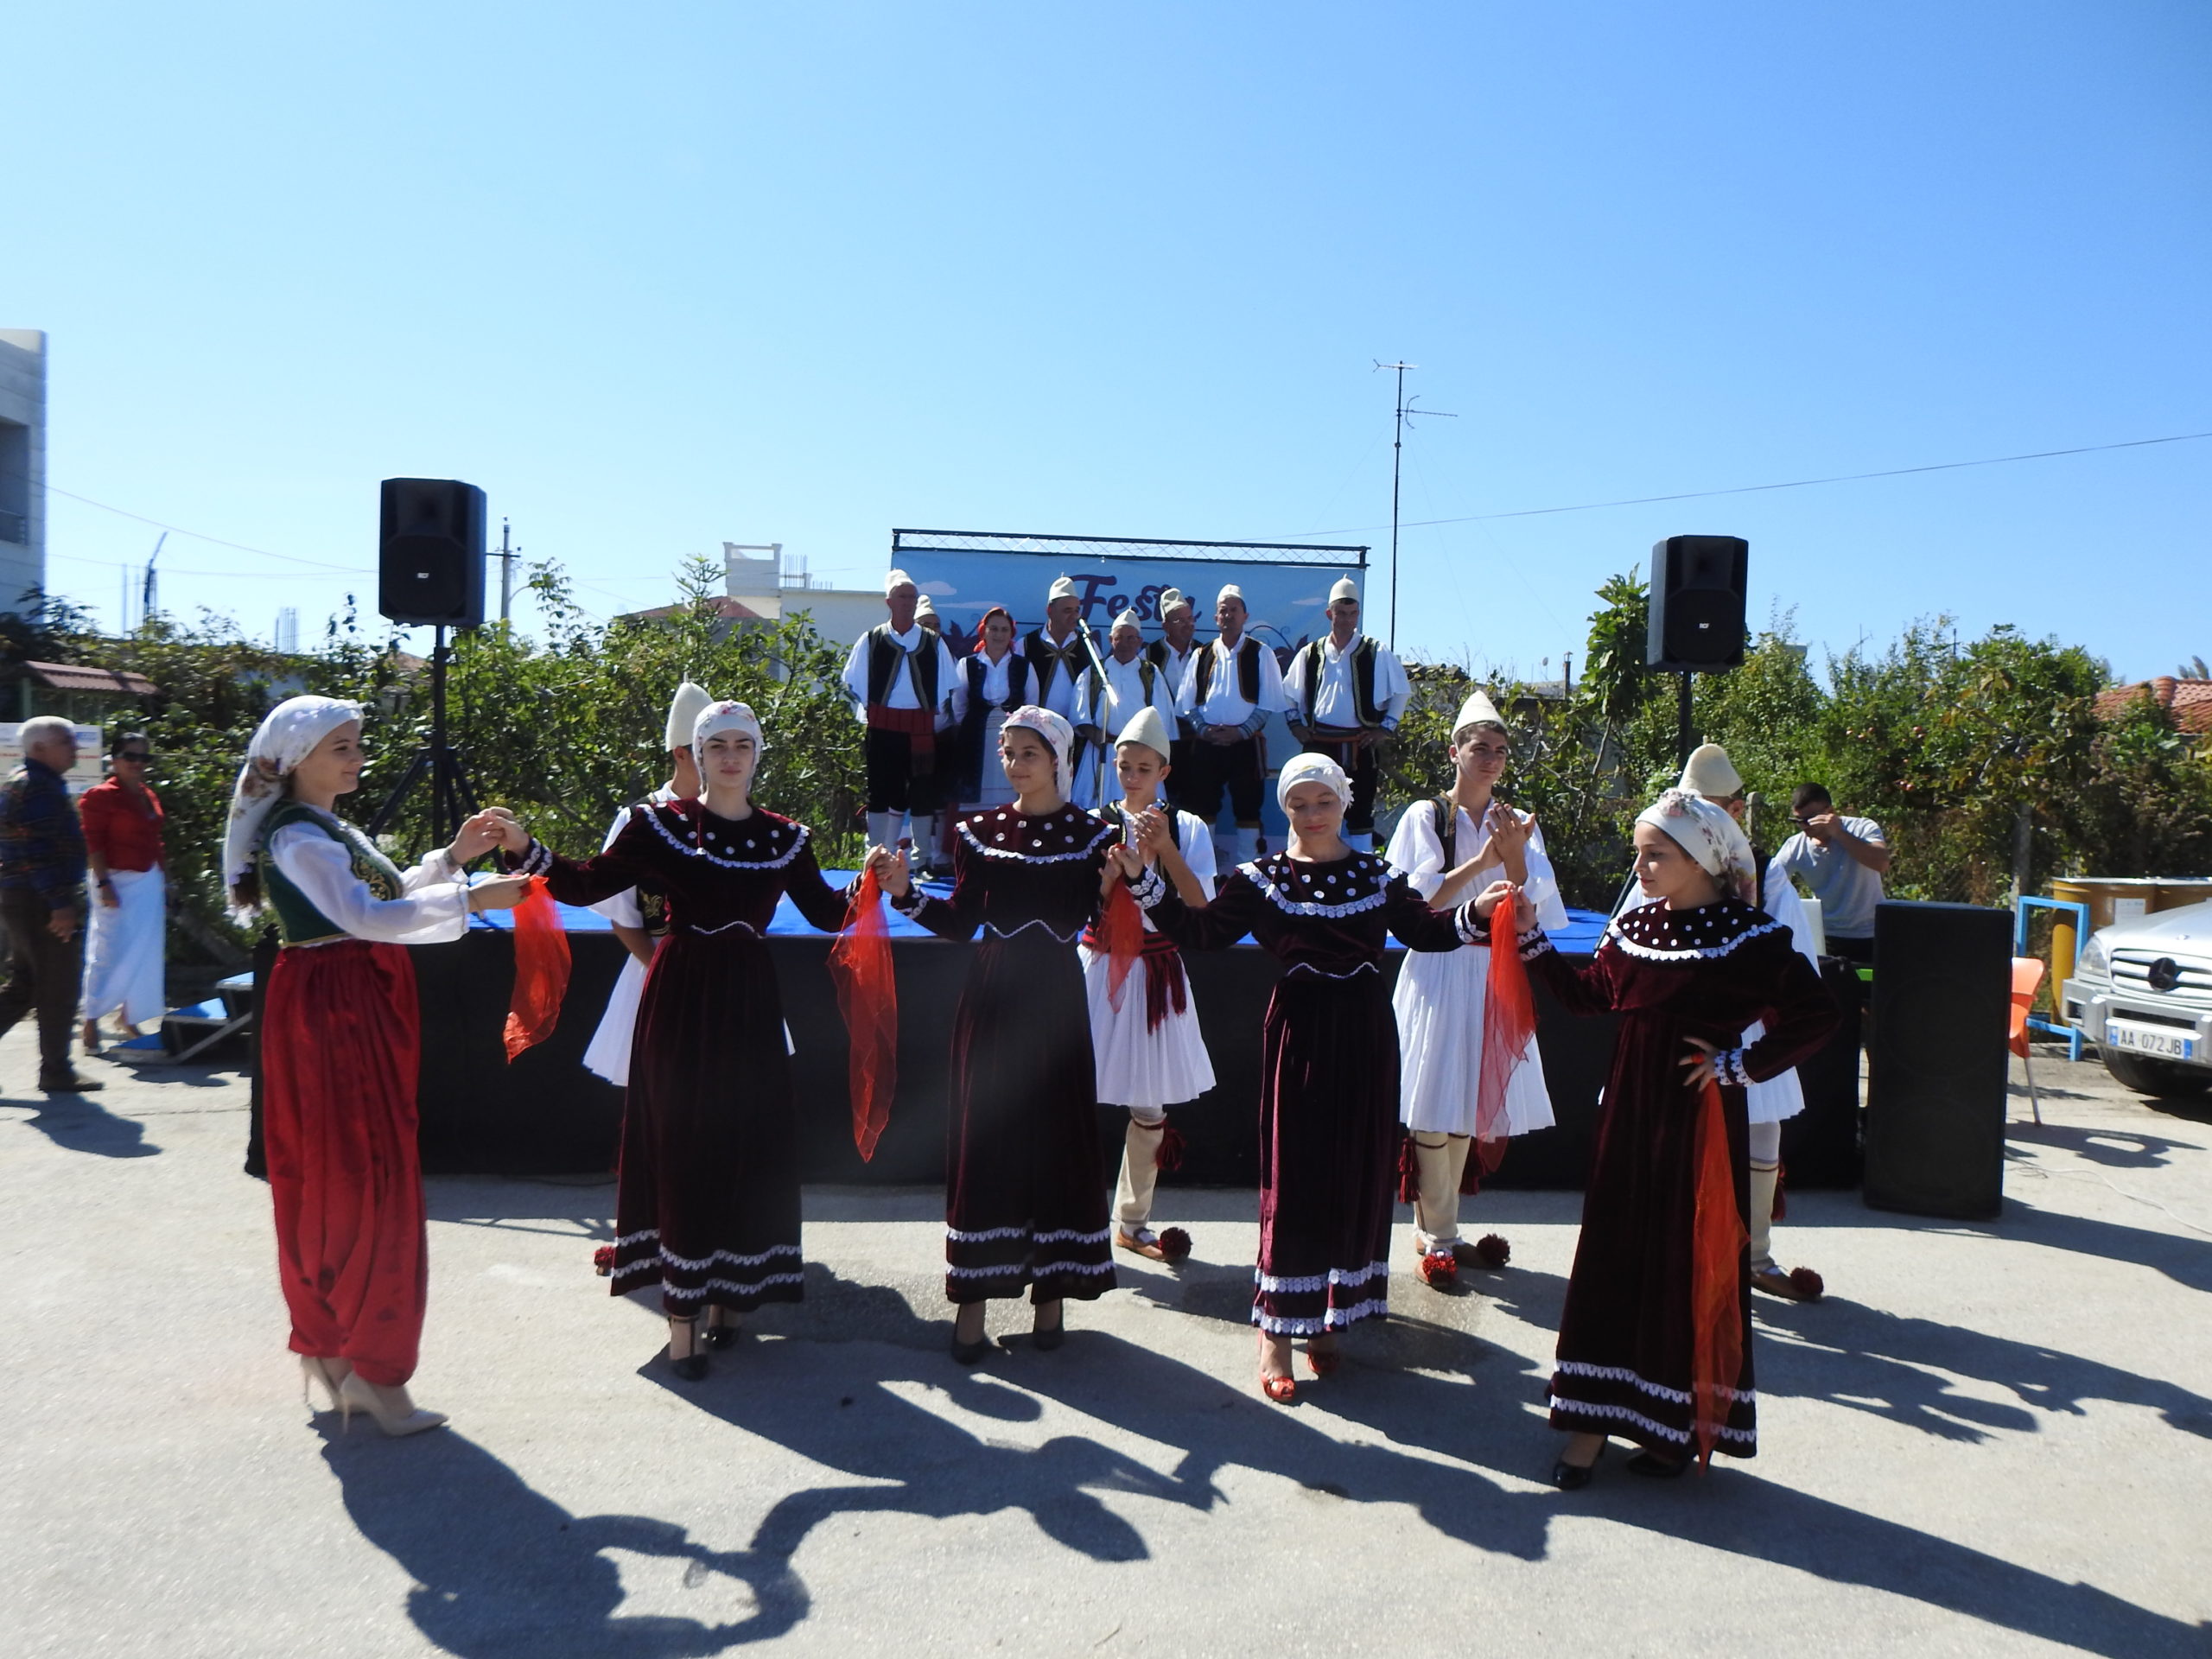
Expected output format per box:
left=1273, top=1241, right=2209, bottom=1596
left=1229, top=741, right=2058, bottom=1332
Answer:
left=1179, top=735, right=1265, bottom=829
left=1160, top=737, right=1196, bottom=813
left=1302, top=733, right=1383, bottom=835
left=864, top=728, right=948, bottom=815
left=0, top=888, right=84, bottom=1078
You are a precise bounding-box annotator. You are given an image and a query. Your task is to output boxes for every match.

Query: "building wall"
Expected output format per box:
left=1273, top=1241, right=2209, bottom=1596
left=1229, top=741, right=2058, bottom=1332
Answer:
left=0, top=329, right=48, bottom=609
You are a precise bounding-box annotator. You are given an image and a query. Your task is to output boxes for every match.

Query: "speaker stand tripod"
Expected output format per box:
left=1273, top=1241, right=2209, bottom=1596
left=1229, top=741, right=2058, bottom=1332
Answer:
left=368, top=626, right=480, bottom=844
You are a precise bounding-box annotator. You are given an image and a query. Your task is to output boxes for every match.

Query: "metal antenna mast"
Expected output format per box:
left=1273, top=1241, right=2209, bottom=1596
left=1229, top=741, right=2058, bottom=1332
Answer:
left=1373, top=361, right=1454, bottom=647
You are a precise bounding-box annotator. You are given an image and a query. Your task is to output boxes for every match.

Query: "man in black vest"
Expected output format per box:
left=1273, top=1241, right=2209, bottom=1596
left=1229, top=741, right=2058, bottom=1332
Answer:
left=1173, top=583, right=1291, bottom=867
left=1022, top=574, right=1092, bottom=784
left=1282, top=577, right=1408, bottom=851
left=840, top=569, right=963, bottom=871
left=1143, top=588, right=1200, bottom=810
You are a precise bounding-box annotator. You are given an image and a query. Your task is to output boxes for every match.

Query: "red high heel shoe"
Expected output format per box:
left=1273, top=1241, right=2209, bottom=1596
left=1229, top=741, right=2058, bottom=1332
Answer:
left=1306, top=1336, right=1341, bottom=1378
left=1258, top=1332, right=1296, bottom=1403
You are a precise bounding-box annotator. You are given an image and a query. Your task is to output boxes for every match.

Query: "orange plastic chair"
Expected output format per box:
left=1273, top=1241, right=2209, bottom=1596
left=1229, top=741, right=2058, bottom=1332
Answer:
left=2009, top=957, right=2046, bottom=1124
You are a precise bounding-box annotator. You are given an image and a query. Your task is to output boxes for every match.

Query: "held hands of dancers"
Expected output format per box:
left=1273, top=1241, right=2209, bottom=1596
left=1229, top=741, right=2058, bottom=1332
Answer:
left=865, top=844, right=911, bottom=898
left=1678, top=1036, right=1721, bottom=1089
left=1470, top=879, right=1537, bottom=934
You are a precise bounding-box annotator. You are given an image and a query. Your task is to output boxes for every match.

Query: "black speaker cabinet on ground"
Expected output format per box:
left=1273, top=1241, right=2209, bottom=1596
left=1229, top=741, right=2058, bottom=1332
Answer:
left=1647, top=535, right=1748, bottom=671
left=1863, top=899, right=2012, bottom=1219
left=379, top=478, right=486, bottom=627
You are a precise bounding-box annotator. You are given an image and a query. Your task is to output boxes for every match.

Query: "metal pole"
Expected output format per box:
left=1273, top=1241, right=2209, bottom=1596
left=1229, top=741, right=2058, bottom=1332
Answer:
left=1389, top=363, right=1405, bottom=649
left=498, top=518, right=512, bottom=622
left=1677, top=671, right=1695, bottom=767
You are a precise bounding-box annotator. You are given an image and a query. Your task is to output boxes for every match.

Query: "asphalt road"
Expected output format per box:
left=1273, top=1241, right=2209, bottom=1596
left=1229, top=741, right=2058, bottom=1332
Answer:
left=3, top=1027, right=2209, bottom=1657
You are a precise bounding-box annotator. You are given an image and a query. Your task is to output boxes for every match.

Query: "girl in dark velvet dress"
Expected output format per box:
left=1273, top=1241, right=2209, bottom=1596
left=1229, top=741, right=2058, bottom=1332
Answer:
left=501, top=702, right=855, bottom=1381
left=869, top=705, right=1122, bottom=1362
left=1116, top=752, right=1492, bottom=1402
left=1500, top=789, right=1836, bottom=1487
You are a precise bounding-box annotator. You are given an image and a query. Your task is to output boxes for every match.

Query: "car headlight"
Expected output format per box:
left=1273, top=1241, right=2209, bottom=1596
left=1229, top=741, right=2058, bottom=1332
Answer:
left=2077, top=931, right=2111, bottom=978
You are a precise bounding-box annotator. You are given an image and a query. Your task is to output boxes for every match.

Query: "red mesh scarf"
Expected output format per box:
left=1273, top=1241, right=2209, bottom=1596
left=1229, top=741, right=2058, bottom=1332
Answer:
left=1689, top=1075, right=1749, bottom=1469
left=1097, top=878, right=1147, bottom=1015
left=830, top=868, right=898, bottom=1161
left=1468, top=918, right=1538, bottom=1182
left=501, top=878, right=572, bottom=1062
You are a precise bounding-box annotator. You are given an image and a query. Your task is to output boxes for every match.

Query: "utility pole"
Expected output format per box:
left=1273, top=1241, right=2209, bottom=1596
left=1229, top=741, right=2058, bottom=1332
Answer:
left=141, top=531, right=165, bottom=626
left=1373, top=361, right=1454, bottom=649
left=496, top=518, right=516, bottom=622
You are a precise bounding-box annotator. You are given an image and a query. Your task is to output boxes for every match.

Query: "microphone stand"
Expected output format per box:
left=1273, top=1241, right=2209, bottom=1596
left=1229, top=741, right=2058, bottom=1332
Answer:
left=1075, top=619, right=1115, bottom=807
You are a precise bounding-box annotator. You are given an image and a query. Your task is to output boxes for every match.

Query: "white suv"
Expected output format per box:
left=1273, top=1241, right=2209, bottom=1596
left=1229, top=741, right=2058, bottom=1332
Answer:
left=2062, top=899, right=2212, bottom=1098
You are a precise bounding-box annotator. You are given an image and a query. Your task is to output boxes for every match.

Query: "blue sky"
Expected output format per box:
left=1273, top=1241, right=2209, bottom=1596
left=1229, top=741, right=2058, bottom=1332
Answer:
left=16, top=2, right=2209, bottom=683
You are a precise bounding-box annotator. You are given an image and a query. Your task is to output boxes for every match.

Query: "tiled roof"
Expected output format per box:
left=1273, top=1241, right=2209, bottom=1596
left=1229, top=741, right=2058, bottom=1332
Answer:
left=20, top=660, right=157, bottom=696
left=2097, top=677, right=2212, bottom=735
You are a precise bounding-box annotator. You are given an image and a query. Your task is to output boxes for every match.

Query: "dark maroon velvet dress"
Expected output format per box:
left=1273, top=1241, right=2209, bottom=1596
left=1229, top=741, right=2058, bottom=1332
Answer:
left=895, top=804, right=1121, bottom=1306
left=1521, top=899, right=1836, bottom=1458
left=1132, top=851, right=1473, bottom=1335
left=516, top=802, right=853, bottom=1313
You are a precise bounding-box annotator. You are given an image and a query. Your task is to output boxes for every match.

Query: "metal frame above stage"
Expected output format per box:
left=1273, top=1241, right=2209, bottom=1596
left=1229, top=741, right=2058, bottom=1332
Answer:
left=890, top=527, right=1370, bottom=568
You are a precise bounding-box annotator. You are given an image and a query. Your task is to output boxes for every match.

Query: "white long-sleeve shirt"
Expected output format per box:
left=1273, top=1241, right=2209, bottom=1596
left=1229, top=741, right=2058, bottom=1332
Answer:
left=266, top=817, right=471, bottom=945
left=588, top=784, right=679, bottom=929
left=1281, top=632, right=1410, bottom=732
left=1384, top=801, right=1568, bottom=932
left=1175, top=634, right=1290, bottom=731
left=1073, top=652, right=1181, bottom=739
left=840, top=625, right=964, bottom=728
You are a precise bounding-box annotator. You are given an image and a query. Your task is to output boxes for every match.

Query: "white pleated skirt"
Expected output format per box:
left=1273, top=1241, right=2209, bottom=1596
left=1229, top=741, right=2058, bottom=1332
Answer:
left=583, top=955, right=647, bottom=1085
left=1393, top=943, right=1556, bottom=1137
left=1740, top=1018, right=1806, bottom=1124
left=1077, top=943, right=1216, bottom=1112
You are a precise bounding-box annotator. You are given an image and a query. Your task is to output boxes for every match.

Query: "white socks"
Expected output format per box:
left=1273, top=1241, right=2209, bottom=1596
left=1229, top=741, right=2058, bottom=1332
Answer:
left=1747, top=1120, right=1782, bottom=1272
left=867, top=811, right=897, bottom=855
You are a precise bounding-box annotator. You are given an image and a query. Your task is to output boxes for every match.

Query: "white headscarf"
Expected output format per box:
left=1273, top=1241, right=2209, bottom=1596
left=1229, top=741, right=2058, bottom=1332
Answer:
left=224, top=695, right=363, bottom=904
left=1276, top=750, right=1351, bottom=812
left=1001, top=704, right=1074, bottom=802
left=1636, top=787, right=1757, bottom=904
left=692, top=699, right=766, bottom=780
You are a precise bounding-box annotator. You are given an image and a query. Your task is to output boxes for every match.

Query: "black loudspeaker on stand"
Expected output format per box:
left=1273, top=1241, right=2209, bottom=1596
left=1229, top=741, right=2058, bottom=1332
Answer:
left=1647, top=535, right=1748, bottom=671
left=1863, top=900, right=2013, bottom=1220
left=370, top=478, right=486, bottom=844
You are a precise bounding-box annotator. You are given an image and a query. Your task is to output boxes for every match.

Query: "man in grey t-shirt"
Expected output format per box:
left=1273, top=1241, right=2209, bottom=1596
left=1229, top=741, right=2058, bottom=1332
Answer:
left=1773, top=783, right=1890, bottom=963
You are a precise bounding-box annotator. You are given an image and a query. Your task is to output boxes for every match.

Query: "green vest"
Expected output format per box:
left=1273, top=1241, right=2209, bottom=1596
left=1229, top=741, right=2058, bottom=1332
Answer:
left=258, top=801, right=405, bottom=947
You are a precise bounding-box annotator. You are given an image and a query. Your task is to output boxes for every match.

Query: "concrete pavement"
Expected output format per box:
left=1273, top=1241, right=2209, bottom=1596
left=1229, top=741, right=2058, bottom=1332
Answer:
left=3, top=1025, right=2209, bottom=1657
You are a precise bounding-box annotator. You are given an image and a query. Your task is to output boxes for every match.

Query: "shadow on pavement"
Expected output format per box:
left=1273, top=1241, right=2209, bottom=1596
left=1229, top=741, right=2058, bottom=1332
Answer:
left=316, top=1424, right=772, bottom=1657
left=2006, top=1121, right=2206, bottom=1169
left=0, top=1092, right=161, bottom=1157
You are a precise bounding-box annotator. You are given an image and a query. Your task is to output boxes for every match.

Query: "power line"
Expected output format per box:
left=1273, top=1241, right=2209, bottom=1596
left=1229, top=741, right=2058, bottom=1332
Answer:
left=1263, top=429, right=2212, bottom=539
left=39, top=480, right=370, bottom=572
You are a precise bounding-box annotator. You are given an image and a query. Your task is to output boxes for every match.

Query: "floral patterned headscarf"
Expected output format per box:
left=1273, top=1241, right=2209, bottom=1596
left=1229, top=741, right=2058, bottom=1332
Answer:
left=1636, top=787, right=1757, bottom=904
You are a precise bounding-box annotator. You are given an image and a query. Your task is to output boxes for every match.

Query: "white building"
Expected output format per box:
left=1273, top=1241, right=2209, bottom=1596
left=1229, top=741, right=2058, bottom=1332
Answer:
left=0, top=329, right=47, bottom=608
left=621, top=543, right=885, bottom=649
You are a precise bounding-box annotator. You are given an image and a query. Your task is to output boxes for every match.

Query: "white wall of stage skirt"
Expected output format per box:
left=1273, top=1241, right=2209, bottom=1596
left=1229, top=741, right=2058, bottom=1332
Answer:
left=81, top=866, right=167, bottom=1028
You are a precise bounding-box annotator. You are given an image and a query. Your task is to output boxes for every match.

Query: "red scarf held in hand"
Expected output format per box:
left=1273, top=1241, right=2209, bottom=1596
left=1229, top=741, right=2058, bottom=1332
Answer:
left=502, top=878, right=572, bottom=1062
left=1097, top=878, right=1147, bottom=1015
left=1467, top=914, right=1539, bottom=1185
left=830, top=868, right=897, bottom=1161
left=1689, top=1076, right=1749, bottom=1469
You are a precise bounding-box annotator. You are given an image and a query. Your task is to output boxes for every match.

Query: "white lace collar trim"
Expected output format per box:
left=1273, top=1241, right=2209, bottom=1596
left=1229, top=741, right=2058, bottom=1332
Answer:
left=1606, top=901, right=1782, bottom=962
left=1242, top=853, right=1395, bottom=918
left=641, top=804, right=808, bottom=871
left=959, top=810, right=1117, bottom=864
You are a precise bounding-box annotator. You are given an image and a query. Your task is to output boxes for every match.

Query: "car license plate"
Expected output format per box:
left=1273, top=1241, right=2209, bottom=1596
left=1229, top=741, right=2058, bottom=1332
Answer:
left=2108, top=1020, right=2196, bottom=1061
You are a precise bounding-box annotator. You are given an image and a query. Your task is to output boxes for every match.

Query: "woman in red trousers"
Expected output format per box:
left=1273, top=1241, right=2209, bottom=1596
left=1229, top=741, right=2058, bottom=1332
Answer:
left=225, top=696, right=527, bottom=1436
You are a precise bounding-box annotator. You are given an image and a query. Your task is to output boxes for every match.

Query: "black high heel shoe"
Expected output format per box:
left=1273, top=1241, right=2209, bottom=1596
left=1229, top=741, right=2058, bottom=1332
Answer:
left=1032, top=1303, right=1065, bottom=1352
left=1551, top=1446, right=1604, bottom=1491
left=666, top=1315, right=708, bottom=1381
left=950, top=1307, right=991, bottom=1364
left=703, top=1308, right=740, bottom=1351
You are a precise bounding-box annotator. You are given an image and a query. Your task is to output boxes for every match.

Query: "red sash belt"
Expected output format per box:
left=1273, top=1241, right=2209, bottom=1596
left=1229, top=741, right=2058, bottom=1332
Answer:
left=868, top=704, right=938, bottom=770
left=1083, top=927, right=1188, bottom=1031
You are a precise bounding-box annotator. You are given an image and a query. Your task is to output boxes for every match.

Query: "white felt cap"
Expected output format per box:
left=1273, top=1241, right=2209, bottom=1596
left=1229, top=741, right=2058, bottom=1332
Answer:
left=1329, top=577, right=1359, bottom=605
left=1116, top=704, right=1173, bottom=761
left=1048, top=575, right=1078, bottom=602
left=664, top=681, right=715, bottom=752
left=1451, top=688, right=1510, bottom=741
left=1679, top=742, right=1744, bottom=798
left=884, top=569, right=916, bottom=597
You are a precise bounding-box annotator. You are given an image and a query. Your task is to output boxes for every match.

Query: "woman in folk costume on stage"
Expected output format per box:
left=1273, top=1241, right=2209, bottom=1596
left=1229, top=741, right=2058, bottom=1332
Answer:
left=499, top=701, right=859, bottom=1380
left=1673, top=743, right=1828, bottom=1302
left=581, top=681, right=709, bottom=1089
left=1115, top=753, right=1495, bottom=1402
left=1384, top=689, right=1567, bottom=1287
left=79, top=732, right=168, bottom=1052
left=226, top=696, right=530, bottom=1435
left=868, top=705, right=1122, bottom=1362
left=1500, top=789, right=1835, bottom=1488
left=1078, top=705, right=1216, bottom=1263
left=953, top=605, right=1030, bottom=815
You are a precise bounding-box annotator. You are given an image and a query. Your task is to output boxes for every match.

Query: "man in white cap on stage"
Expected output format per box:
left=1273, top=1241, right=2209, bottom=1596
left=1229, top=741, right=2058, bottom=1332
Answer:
left=1173, top=583, right=1290, bottom=866
left=1143, top=588, right=1202, bottom=812
left=1281, top=576, right=1408, bottom=852
left=582, top=680, right=712, bottom=1087
left=841, top=570, right=964, bottom=874
left=1669, top=742, right=1827, bottom=1302
left=1072, top=609, right=1181, bottom=809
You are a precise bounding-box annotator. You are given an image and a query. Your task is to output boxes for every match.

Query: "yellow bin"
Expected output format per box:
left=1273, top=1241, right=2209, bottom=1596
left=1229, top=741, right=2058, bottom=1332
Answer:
left=2048, top=875, right=2212, bottom=988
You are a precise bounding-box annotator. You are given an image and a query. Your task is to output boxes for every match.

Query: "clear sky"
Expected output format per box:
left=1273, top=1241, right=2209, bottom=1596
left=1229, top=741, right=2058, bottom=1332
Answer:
left=15, top=2, right=2209, bottom=683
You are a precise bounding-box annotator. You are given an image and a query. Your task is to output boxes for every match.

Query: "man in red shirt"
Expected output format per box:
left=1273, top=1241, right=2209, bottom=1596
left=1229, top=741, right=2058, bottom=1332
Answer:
left=79, top=733, right=166, bottom=1051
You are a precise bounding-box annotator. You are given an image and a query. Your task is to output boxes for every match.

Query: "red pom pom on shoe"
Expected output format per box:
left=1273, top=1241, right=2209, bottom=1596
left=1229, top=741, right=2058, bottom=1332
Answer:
left=592, top=1245, right=616, bottom=1276
left=1471, top=1234, right=1511, bottom=1269
left=1418, top=1249, right=1459, bottom=1288
left=1788, top=1266, right=1824, bottom=1301
left=1156, top=1226, right=1193, bottom=1262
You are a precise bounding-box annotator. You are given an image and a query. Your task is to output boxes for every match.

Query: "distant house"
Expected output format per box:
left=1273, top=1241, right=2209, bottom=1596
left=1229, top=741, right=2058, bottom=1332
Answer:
left=0, top=658, right=156, bottom=725
left=2096, top=677, right=2212, bottom=738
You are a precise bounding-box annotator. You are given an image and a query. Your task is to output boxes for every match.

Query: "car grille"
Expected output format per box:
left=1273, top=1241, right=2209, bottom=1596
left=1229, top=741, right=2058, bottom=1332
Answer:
left=2112, top=950, right=2212, bottom=1001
